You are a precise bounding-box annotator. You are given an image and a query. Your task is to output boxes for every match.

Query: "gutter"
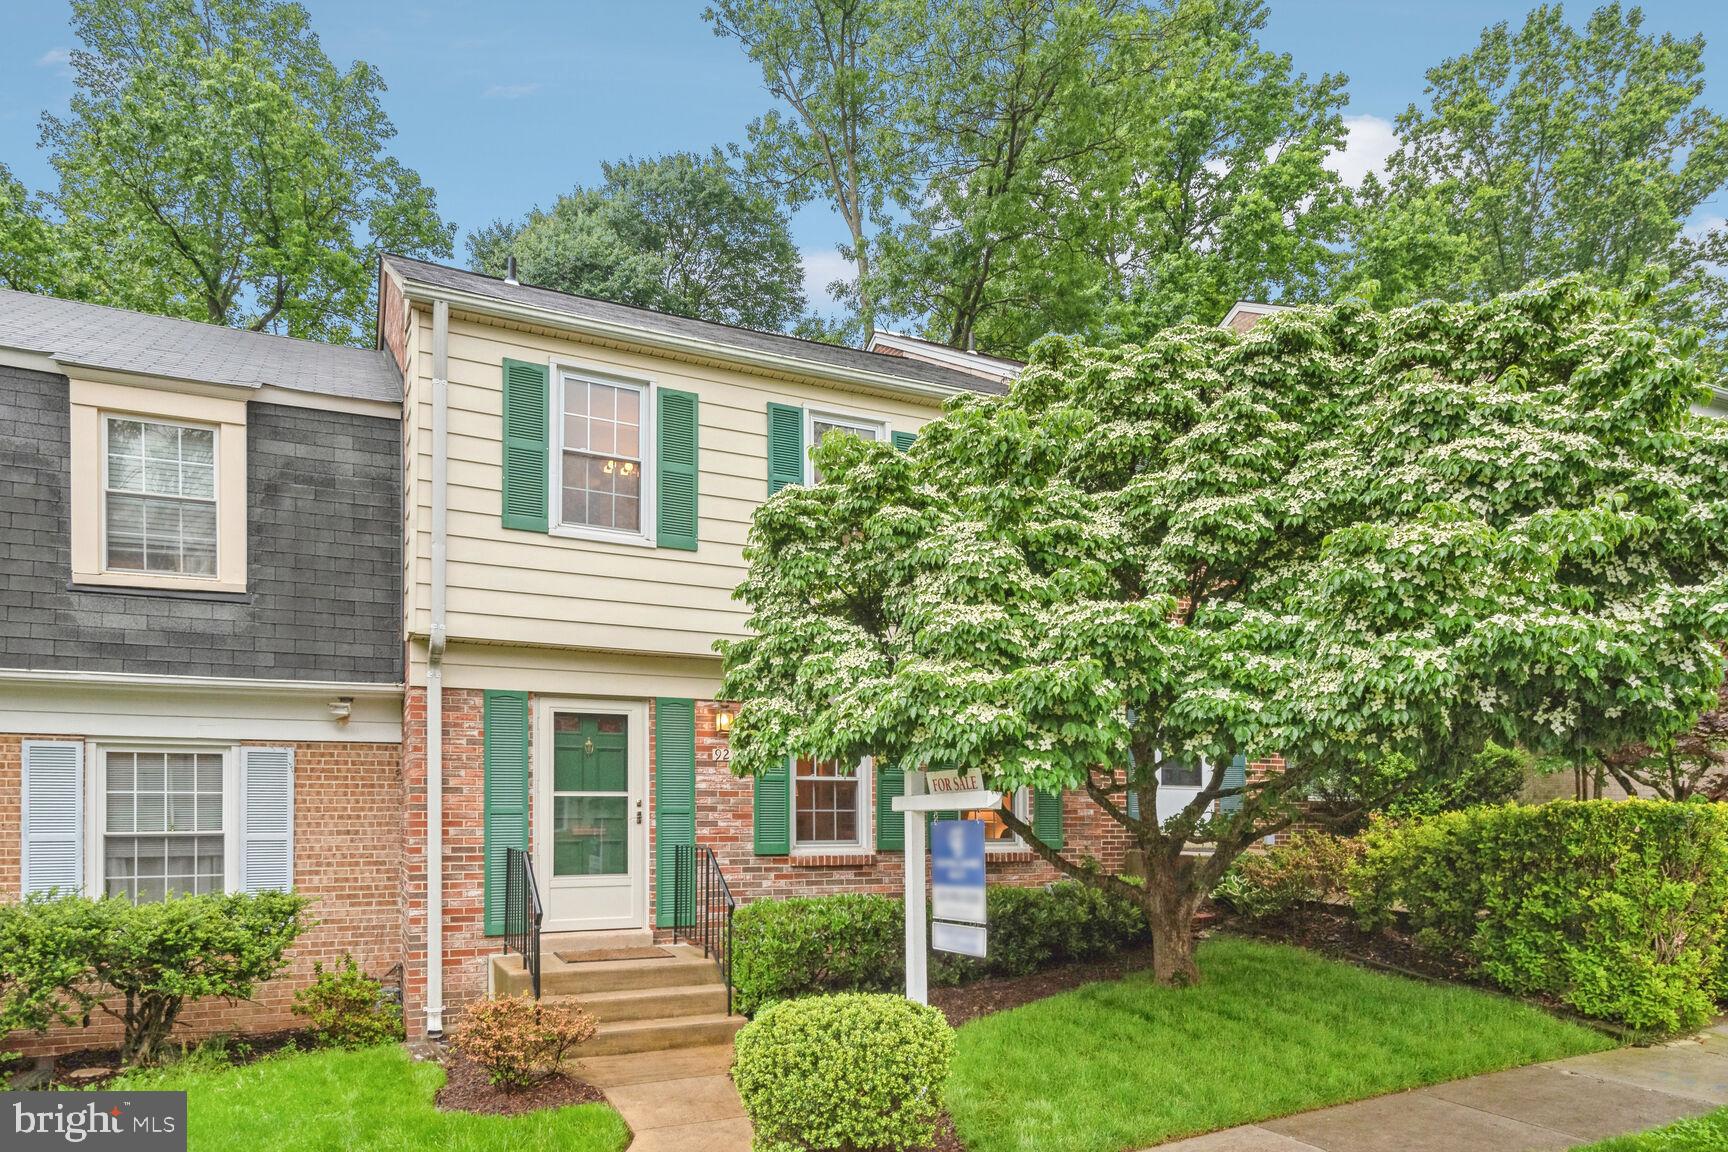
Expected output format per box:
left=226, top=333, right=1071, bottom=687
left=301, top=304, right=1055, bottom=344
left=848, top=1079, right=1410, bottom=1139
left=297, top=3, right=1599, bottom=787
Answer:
left=394, top=279, right=987, bottom=403
left=0, top=668, right=403, bottom=695
left=426, top=299, right=450, bottom=1036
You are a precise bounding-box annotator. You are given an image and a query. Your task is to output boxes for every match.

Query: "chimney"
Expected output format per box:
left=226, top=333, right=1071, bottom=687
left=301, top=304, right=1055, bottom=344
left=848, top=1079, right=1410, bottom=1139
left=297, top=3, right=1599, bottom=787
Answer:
left=504, top=255, right=519, bottom=286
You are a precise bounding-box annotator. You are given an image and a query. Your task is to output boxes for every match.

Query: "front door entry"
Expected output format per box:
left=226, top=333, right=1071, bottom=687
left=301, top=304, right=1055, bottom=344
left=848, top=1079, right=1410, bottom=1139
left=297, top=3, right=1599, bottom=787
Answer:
left=538, top=702, right=647, bottom=932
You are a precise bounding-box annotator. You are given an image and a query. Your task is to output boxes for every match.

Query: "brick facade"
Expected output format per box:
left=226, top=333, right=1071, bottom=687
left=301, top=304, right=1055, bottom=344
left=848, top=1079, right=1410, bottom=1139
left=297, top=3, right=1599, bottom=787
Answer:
left=1, top=733, right=401, bottom=1058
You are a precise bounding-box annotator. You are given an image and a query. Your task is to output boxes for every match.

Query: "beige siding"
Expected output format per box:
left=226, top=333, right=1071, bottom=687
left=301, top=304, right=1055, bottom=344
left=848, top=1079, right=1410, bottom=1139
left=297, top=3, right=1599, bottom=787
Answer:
left=405, top=311, right=942, bottom=674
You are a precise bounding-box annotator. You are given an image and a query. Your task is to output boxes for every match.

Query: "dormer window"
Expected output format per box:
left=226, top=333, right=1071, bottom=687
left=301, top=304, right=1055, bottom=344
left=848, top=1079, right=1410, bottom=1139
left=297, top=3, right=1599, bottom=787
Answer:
left=103, top=416, right=219, bottom=577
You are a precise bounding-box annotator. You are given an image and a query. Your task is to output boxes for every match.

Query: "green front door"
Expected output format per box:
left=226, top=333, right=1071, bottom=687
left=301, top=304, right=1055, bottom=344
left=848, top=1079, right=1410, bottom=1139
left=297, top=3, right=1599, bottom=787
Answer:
left=543, top=706, right=646, bottom=931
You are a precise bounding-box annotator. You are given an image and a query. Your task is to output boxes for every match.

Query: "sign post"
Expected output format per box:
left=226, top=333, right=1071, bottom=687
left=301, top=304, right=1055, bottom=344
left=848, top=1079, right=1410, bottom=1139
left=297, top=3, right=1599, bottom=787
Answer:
left=892, top=772, right=1000, bottom=1004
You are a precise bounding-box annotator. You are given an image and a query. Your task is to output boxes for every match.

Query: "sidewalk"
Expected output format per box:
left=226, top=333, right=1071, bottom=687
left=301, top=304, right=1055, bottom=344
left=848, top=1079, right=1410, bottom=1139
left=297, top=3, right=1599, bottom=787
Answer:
left=570, top=1043, right=750, bottom=1152
left=1154, top=1022, right=1728, bottom=1151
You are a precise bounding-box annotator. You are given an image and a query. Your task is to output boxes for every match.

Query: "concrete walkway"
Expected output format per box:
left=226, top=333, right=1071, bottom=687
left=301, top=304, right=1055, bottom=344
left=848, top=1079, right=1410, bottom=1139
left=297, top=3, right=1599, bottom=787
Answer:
left=1154, top=1022, right=1728, bottom=1151
left=570, top=1043, right=751, bottom=1152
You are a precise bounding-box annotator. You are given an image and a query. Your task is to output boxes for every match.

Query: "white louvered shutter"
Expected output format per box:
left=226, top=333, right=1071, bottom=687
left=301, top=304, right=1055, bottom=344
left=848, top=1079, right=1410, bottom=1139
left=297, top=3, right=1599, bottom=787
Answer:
left=22, top=741, right=83, bottom=896
left=239, top=747, right=295, bottom=893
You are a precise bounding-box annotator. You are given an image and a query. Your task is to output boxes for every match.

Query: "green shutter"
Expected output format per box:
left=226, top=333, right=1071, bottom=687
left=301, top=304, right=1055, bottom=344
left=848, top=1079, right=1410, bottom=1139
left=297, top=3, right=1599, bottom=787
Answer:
left=892, top=429, right=917, bottom=452
left=754, top=757, right=791, bottom=854
left=876, top=763, right=906, bottom=851
left=766, top=402, right=804, bottom=494
left=501, top=359, right=549, bottom=532
left=656, top=388, right=700, bottom=550
left=1033, top=787, right=1065, bottom=849
left=654, top=698, right=697, bottom=928
left=1220, top=754, right=1248, bottom=814
left=482, top=690, right=531, bottom=936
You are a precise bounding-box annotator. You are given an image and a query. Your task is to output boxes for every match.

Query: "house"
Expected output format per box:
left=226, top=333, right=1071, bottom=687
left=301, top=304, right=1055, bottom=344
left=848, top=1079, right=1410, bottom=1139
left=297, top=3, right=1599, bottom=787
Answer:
left=376, top=256, right=1141, bottom=1040
left=0, top=290, right=405, bottom=1052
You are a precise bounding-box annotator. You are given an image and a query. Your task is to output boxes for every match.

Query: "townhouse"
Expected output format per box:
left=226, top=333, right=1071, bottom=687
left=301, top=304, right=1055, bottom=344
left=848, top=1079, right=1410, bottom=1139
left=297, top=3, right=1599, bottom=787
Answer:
left=0, top=291, right=404, bottom=1050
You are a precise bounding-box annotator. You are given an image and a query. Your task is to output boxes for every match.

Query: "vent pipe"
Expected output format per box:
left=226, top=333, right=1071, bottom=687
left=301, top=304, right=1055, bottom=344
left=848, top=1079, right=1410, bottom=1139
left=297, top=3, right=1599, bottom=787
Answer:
left=504, top=255, right=519, bottom=286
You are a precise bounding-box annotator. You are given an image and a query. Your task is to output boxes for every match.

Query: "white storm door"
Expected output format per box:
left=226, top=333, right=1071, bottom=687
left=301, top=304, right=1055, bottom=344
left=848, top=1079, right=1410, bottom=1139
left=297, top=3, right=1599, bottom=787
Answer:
left=537, top=701, right=648, bottom=932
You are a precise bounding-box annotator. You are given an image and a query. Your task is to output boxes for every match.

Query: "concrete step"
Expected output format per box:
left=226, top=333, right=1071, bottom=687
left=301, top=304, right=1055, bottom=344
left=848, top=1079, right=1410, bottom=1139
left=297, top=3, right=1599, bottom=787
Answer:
left=548, top=984, right=728, bottom=1023
left=578, top=1012, right=746, bottom=1058
left=492, top=944, right=721, bottom=997
left=541, top=929, right=654, bottom=955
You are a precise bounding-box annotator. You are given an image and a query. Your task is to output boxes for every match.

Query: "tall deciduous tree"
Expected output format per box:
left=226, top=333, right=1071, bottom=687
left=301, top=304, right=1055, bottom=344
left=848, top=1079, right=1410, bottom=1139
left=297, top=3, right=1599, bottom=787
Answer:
left=468, top=151, right=807, bottom=332
left=1347, top=3, right=1728, bottom=351
left=719, top=279, right=1728, bottom=984
left=34, top=0, right=454, bottom=344
left=706, top=0, right=920, bottom=338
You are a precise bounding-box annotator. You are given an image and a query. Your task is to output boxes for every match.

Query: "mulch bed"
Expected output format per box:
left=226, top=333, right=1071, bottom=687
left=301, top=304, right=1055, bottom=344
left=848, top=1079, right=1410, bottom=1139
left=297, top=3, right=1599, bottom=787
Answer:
left=1219, top=904, right=1474, bottom=984
left=928, top=946, right=1161, bottom=1029
left=433, top=1049, right=607, bottom=1117
left=47, top=1027, right=313, bottom=1087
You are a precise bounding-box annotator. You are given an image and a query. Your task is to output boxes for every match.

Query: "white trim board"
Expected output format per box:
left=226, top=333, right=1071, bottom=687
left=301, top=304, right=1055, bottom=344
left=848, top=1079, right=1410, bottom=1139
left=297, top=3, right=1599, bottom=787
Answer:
left=0, top=676, right=402, bottom=743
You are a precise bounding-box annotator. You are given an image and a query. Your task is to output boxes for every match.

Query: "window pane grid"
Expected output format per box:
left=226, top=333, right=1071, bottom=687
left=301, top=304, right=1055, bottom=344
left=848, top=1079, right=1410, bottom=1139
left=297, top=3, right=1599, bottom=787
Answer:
left=104, top=417, right=217, bottom=576
left=561, top=377, right=644, bottom=533
left=793, top=757, right=860, bottom=846
left=104, top=751, right=224, bottom=903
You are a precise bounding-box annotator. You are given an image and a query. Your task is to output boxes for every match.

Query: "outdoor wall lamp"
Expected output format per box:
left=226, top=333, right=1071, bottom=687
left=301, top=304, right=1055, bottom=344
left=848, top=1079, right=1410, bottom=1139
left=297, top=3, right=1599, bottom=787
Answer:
left=714, top=707, right=735, bottom=733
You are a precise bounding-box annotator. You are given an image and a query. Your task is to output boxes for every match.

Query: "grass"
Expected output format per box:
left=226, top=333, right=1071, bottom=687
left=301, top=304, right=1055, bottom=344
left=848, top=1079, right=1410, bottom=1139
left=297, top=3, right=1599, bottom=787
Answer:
left=111, top=1043, right=630, bottom=1152
left=1575, top=1108, right=1728, bottom=1151
left=946, top=936, right=1614, bottom=1152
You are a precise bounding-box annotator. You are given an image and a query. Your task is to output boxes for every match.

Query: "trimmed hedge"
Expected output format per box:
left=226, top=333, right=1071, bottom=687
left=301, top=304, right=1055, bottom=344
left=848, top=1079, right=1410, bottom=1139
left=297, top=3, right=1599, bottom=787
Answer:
left=1352, top=800, right=1728, bottom=1034
left=734, top=993, right=953, bottom=1152
left=731, top=882, right=1149, bottom=1014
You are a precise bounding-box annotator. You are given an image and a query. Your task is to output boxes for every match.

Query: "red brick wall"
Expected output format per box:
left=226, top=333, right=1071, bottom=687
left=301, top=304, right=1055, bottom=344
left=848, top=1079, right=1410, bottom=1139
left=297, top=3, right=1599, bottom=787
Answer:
left=673, top=700, right=1134, bottom=913
left=399, top=686, right=489, bottom=1036
left=1, top=733, right=401, bottom=1058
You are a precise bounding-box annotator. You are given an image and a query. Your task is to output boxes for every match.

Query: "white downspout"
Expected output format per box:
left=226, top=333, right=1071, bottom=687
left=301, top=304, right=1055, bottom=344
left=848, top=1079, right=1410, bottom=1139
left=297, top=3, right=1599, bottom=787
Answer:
left=426, top=299, right=449, bottom=1036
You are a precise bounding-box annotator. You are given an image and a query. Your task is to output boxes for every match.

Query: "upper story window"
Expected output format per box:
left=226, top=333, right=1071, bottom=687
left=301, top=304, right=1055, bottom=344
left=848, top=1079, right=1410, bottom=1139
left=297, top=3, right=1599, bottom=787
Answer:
left=557, top=370, right=652, bottom=540
left=68, top=380, right=248, bottom=594
left=103, top=417, right=219, bottom=577
left=805, top=408, right=887, bottom=484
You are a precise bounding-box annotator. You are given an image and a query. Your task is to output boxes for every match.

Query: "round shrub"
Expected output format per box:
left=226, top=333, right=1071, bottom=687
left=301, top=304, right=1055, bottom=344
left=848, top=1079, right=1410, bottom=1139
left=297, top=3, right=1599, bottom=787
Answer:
left=453, top=996, right=597, bottom=1089
left=733, top=993, right=953, bottom=1152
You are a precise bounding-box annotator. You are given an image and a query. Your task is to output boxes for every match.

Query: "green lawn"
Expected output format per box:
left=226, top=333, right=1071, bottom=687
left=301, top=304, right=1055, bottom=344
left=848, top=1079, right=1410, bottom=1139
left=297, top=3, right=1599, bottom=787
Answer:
left=1576, top=1108, right=1728, bottom=1151
left=112, top=1044, right=629, bottom=1152
left=946, top=936, right=1614, bottom=1152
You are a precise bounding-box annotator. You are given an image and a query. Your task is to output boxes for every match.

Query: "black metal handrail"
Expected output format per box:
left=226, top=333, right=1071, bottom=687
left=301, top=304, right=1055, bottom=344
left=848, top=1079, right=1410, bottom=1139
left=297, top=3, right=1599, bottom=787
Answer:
left=671, top=844, right=736, bottom=1015
left=502, top=846, right=543, bottom=999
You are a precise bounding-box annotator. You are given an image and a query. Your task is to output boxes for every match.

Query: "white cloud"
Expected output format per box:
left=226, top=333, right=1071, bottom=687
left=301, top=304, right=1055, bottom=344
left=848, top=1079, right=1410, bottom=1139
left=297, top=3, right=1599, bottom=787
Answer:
left=37, top=47, right=72, bottom=78
left=801, top=247, right=853, bottom=311
left=482, top=82, right=540, bottom=100
left=1327, top=114, right=1398, bottom=189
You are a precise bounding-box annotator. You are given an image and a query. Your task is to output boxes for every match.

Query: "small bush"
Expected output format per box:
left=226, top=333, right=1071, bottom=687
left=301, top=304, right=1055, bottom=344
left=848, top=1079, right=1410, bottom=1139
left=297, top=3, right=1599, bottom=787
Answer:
left=1213, top=832, right=1362, bottom=922
left=292, top=954, right=403, bottom=1049
left=453, top=996, right=596, bottom=1090
left=0, top=891, right=309, bottom=1066
left=731, top=894, right=904, bottom=1014
left=1352, top=800, right=1728, bottom=1035
left=734, top=993, right=953, bottom=1152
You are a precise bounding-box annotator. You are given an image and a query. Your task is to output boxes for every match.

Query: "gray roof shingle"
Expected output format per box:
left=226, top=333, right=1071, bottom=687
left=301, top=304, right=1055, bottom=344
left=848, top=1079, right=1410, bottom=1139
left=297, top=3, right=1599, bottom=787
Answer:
left=381, top=254, right=1010, bottom=397
left=0, top=289, right=401, bottom=404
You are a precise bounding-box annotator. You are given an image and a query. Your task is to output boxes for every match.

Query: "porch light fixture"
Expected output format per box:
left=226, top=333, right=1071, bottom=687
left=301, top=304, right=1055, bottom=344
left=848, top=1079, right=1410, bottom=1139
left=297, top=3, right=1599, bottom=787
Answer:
left=714, top=707, right=735, bottom=734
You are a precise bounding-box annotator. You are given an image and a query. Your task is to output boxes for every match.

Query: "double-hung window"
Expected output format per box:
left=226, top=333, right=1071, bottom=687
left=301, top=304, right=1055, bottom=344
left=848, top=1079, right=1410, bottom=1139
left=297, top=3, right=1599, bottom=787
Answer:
left=804, top=409, right=887, bottom=484
left=103, top=416, right=218, bottom=577
left=792, top=756, right=871, bottom=850
left=556, top=370, right=652, bottom=540
left=102, top=748, right=227, bottom=902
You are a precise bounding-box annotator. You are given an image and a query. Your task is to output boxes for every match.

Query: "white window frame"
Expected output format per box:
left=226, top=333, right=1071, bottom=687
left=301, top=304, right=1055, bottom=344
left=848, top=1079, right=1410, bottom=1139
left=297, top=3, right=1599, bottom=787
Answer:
left=82, top=740, right=241, bottom=900
left=99, top=413, right=222, bottom=582
left=803, top=406, right=891, bottom=485
left=978, top=787, right=1030, bottom=852
left=549, top=361, right=657, bottom=548
left=790, top=754, right=874, bottom=854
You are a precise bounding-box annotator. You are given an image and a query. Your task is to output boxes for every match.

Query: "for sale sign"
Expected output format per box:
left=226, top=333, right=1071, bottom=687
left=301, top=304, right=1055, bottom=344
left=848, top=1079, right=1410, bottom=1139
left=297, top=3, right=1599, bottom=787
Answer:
left=931, top=818, right=987, bottom=957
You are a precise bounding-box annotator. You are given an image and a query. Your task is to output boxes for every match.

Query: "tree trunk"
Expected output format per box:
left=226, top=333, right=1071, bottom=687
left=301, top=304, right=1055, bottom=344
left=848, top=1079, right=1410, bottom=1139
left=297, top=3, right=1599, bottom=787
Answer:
left=1142, top=860, right=1202, bottom=986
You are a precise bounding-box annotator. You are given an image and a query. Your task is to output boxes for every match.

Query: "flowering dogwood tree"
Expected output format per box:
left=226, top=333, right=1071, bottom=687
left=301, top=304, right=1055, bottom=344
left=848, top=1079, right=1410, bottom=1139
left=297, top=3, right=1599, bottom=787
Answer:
left=718, top=279, right=1728, bottom=984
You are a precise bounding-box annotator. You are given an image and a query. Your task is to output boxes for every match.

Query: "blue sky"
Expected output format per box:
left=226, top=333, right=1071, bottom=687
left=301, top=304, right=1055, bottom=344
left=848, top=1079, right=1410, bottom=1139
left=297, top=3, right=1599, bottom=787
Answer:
left=3, top=0, right=1724, bottom=313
